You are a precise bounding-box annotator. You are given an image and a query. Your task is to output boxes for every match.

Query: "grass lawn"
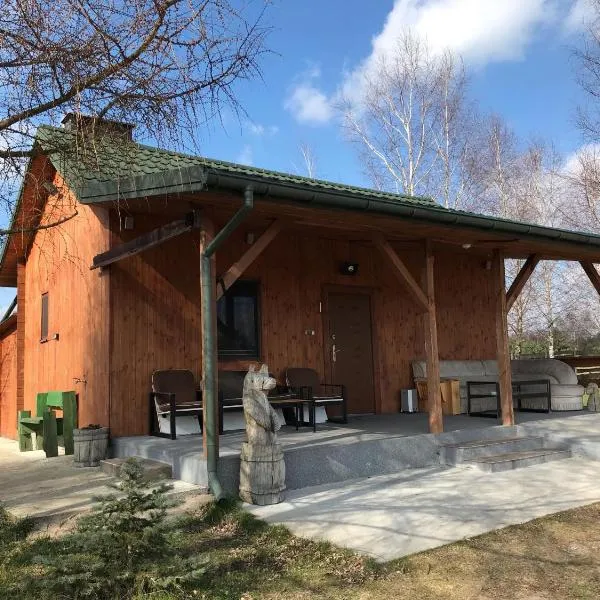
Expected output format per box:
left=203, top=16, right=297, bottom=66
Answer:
left=2, top=498, right=600, bottom=599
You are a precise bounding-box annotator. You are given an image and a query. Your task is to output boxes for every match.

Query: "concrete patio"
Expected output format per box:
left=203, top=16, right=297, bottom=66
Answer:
left=111, top=410, right=593, bottom=492
left=3, top=412, right=600, bottom=561
left=113, top=411, right=600, bottom=561
left=247, top=455, right=600, bottom=561
left=0, top=437, right=201, bottom=525
left=244, top=413, right=600, bottom=561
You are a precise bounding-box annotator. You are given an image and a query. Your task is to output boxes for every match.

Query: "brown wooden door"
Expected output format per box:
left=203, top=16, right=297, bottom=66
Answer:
left=325, top=291, right=375, bottom=414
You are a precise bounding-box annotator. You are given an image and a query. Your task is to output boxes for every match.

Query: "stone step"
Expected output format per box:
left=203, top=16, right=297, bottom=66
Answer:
left=466, top=449, right=572, bottom=473
left=440, top=436, right=547, bottom=464
left=100, top=457, right=172, bottom=481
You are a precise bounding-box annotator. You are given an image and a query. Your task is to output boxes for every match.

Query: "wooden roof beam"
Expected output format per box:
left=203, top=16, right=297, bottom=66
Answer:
left=506, top=254, right=540, bottom=311
left=373, top=235, right=429, bottom=313
left=581, top=261, right=600, bottom=296
left=216, top=220, right=283, bottom=300
left=91, top=211, right=200, bottom=270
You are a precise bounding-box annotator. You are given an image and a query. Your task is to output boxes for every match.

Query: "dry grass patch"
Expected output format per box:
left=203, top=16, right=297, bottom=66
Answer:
left=3, top=496, right=600, bottom=599
left=360, top=503, right=600, bottom=600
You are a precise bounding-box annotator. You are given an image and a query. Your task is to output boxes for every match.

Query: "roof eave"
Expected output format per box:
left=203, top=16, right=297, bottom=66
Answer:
left=199, top=170, right=600, bottom=253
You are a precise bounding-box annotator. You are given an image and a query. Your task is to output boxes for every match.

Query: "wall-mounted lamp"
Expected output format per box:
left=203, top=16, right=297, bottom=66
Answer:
left=484, top=260, right=492, bottom=270
left=340, top=262, right=359, bottom=276
left=462, top=243, right=472, bottom=250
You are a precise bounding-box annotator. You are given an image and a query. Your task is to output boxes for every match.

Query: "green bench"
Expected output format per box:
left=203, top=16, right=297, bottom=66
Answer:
left=18, top=391, right=78, bottom=457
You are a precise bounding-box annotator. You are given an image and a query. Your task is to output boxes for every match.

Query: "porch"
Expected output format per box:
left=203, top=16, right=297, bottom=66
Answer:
left=111, top=410, right=596, bottom=494
left=72, top=144, right=600, bottom=504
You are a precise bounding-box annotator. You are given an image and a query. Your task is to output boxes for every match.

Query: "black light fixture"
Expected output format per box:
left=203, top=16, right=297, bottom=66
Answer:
left=340, top=261, right=359, bottom=276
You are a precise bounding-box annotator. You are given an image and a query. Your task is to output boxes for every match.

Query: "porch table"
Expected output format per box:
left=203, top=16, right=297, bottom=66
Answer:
left=268, top=396, right=312, bottom=431
left=220, top=393, right=311, bottom=432
left=467, top=379, right=551, bottom=418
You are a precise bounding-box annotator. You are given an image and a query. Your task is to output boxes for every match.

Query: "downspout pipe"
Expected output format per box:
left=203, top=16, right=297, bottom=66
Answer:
left=202, top=186, right=254, bottom=500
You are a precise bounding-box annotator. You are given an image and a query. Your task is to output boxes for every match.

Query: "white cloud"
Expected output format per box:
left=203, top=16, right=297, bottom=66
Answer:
left=284, top=67, right=334, bottom=125
left=247, top=122, right=279, bottom=136
left=564, top=0, right=595, bottom=33
left=371, top=0, right=550, bottom=66
left=287, top=0, right=554, bottom=124
left=563, top=143, right=600, bottom=175
left=236, top=144, right=253, bottom=165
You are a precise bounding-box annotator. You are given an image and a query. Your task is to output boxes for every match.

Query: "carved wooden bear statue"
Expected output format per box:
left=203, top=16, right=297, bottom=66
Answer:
left=239, top=365, right=286, bottom=505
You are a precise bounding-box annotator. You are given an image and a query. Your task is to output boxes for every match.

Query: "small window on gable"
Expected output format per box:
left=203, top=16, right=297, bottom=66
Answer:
left=41, top=293, right=49, bottom=341
left=217, top=281, right=260, bottom=360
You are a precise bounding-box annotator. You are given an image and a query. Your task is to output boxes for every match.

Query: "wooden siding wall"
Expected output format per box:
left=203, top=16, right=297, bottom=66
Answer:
left=22, top=170, right=110, bottom=428
left=109, top=213, right=201, bottom=436
left=0, top=328, right=18, bottom=439
left=109, top=213, right=498, bottom=436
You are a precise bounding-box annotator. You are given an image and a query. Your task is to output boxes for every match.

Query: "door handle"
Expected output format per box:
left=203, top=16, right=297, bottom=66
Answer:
left=332, top=344, right=341, bottom=363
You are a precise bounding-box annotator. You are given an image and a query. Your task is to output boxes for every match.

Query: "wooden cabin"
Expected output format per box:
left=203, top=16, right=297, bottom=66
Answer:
left=2, top=117, right=600, bottom=442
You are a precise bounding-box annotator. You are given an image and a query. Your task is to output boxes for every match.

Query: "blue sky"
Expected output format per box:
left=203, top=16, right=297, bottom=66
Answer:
left=199, top=0, right=593, bottom=183
left=0, top=0, right=594, bottom=309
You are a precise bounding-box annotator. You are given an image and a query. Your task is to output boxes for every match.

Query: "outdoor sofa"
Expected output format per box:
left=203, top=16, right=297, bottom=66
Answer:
left=411, top=359, right=584, bottom=414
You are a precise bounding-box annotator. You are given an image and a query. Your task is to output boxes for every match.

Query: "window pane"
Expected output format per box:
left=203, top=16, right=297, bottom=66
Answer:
left=233, top=296, right=256, bottom=350
left=217, top=281, right=259, bottom=359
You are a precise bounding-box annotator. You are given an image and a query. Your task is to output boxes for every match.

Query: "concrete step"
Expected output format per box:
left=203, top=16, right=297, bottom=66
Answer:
left=440, top=436, right=547, bottom=464
left=466, top=449, right=572, bottom=473
left=100, top=457, right=172, bottom=481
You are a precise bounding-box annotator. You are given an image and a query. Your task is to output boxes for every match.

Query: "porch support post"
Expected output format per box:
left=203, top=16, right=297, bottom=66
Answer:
left=422, top=240, right=443, bottom=434
left=506, top=254, right=539, bottom=311
left=216, top=220, right=283, bottom=300
left=580, top=261, right=600, bottom=296
left=492, top=249, right=514, bottom=426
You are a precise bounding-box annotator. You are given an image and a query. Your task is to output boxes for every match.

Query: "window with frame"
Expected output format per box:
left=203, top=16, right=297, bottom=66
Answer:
left=40, top=293, right=49, bottom=341
left=217, top=281, right=260, bottom=360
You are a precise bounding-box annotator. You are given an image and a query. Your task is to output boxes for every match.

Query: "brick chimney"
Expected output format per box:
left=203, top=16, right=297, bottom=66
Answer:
left=61, top=113, right=135, bottom=140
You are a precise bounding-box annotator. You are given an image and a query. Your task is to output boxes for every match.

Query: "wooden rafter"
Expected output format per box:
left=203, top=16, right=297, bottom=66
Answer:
left=506, top=254, right=539, bottom=311
left=216, top=220, right=283, bottom=300
left=91, top=211, right=200, bottom=270
left=373, top=235, right=429, bottom=312
left=580, top=261, right=600, bottom=296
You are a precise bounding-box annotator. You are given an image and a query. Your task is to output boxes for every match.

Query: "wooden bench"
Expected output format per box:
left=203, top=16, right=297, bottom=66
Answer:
left=18, top=391, right=78, bottom=457
left=150, top=369, right=203, bottom=440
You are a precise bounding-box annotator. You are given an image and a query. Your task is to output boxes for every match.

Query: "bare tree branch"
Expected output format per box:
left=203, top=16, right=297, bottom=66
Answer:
left=0, top=0, right=271, bottom=236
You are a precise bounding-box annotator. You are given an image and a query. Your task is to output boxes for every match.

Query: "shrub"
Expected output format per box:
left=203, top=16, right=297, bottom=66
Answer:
left=3, top=458, right=206, bottom=599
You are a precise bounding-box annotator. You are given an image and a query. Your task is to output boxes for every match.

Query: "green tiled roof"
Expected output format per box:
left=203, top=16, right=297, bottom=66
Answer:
left=36, top=125, right=437, bottom=206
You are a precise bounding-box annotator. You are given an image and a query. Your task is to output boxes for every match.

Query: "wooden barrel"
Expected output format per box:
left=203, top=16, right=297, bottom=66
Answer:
left=239, top=442, right=285, bottom=505
left=73, top=427, right=109, bottom=467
